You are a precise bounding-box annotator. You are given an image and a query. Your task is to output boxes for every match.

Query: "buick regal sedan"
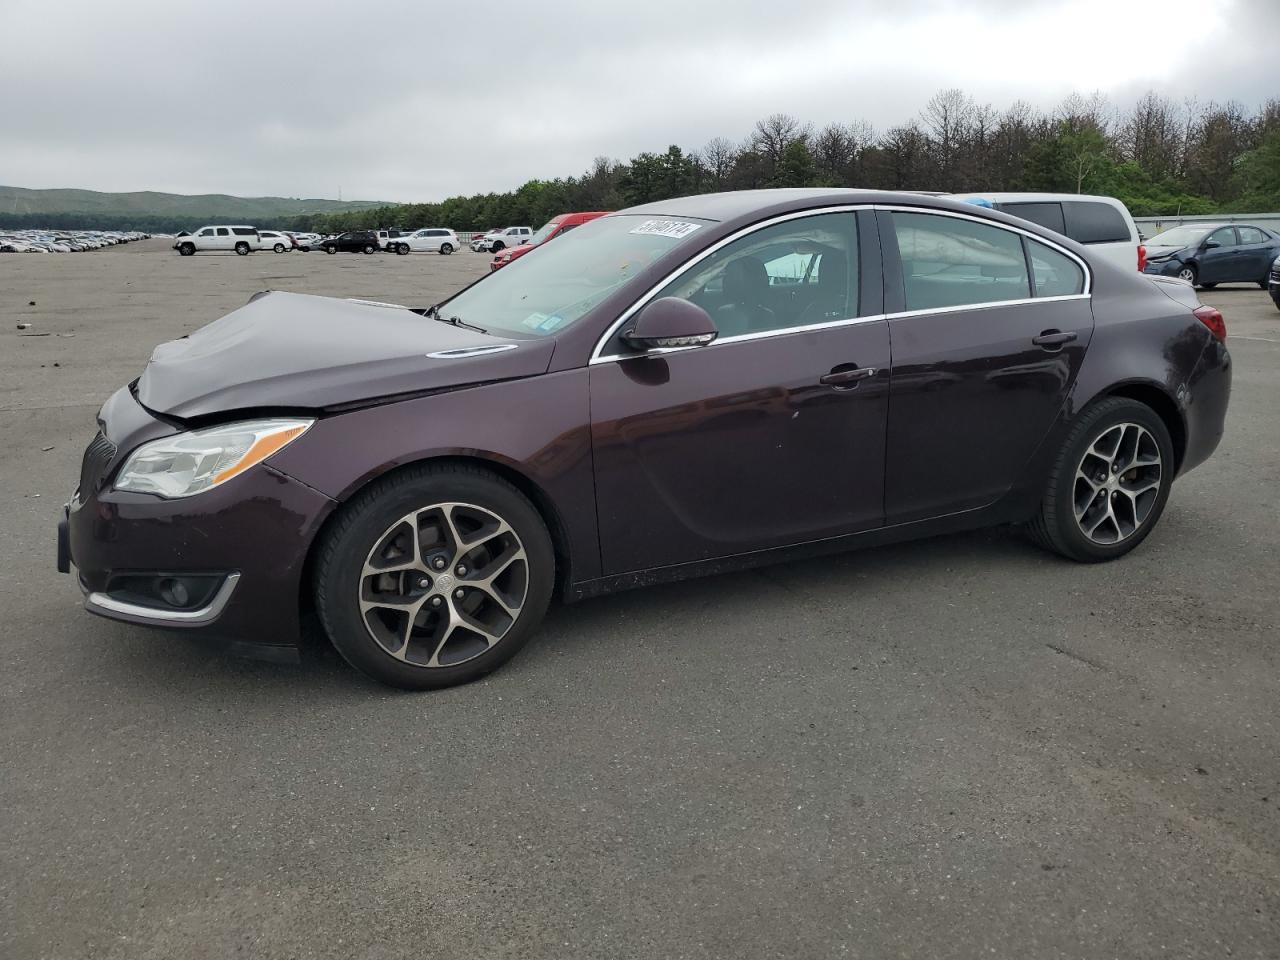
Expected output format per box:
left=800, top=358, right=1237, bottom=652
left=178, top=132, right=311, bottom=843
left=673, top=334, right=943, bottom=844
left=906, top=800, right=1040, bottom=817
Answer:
left=59, top=190, right=1231, bottom=690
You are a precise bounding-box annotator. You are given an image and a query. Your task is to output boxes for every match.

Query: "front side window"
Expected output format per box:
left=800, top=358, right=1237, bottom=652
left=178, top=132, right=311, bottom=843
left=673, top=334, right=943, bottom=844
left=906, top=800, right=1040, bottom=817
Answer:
left=651, top=212, right=858, bottom=338
left=528, top=220, right=563, bottom=246
left=442, top=214, right=706, bottom=337
left=1028, top=239, right=1085, bottom=297
left=1207, top=227, right=1237, bottom=247
left=198, top=228, right=214, bottom=237
left=1237, top=226, right=1266, bottom=244
left=892, top=212, right=1029, bottom=310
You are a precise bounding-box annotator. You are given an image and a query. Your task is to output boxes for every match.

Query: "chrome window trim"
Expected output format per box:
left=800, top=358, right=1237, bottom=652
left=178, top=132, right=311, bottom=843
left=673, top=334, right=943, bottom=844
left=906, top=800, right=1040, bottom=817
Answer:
left=85, top=572, right=241, bottom=625
left=588, top=202, right=1092, bottom=366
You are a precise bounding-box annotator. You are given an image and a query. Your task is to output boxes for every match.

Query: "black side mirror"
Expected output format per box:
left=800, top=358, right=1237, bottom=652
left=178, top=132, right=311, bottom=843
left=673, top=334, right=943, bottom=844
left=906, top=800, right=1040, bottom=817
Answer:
left=1203, top=238, right=1221, bottom=249
left=623, top=297, right=718, bottom=350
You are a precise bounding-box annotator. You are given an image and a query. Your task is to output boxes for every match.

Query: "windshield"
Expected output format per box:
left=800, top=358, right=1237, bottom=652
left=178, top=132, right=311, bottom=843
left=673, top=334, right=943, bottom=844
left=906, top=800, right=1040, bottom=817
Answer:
left=527, top=219, right=562, bottom=246
left=443, top=215, right=708, bottom=336
left=1148, top=226, right=1210, bottom=247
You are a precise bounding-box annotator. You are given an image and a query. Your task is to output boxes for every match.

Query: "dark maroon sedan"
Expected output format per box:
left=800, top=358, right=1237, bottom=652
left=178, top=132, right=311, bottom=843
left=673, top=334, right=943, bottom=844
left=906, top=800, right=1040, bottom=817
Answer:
left=60, top=190, right=1231, bottom=689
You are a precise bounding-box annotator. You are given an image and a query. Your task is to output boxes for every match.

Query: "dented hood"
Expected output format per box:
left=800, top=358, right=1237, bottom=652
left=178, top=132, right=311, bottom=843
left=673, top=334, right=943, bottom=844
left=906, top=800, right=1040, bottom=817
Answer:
left=135, top=291, right=554, bottom=419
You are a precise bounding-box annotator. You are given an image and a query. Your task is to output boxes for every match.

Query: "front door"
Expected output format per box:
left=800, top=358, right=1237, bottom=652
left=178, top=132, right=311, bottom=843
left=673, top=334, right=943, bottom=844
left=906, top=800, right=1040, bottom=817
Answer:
left=881, top=210, right=1095, bottom=523
left=1198, top=226, right=1238, bottom=284
left=590, top=210, right=889, bottom=575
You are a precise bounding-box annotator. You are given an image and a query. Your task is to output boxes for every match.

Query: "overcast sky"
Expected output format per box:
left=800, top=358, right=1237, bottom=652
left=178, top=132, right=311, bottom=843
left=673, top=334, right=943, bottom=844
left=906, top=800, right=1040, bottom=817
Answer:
left=2, top=0, right=1276, bottom=203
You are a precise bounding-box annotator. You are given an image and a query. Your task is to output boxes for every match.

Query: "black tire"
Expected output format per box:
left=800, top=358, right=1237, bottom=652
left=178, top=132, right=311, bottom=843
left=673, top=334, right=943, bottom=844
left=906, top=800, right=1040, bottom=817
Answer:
left=234, top=241, right=251, bottom=256
left=1176, top=264, right=1197, bottom=286
left=273, top=243, right=286, bottom=253
left=363, top=244, right=376, bottom=254
left=178, top=242, right=195, bottom=257
left=1027, top=397, right=1175, bottom=563
left=490, top=240, right=505, bottom=252
left=314, top=463, right=555, bottom=690
left=1200, top=282, right=1217, bottom=290
left=440, top=242, right=454, bottom=255
left=395, top=243, right=409, bottom=255
left=325, top=245, right=336, bottom=254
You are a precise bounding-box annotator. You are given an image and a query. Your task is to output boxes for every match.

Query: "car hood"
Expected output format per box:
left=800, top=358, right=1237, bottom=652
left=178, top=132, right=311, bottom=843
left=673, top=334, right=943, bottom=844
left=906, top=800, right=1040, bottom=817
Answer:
left=1145, top=244, right=1187, bottom=258
left=499, top=243, right=535, bottom=257
left=135, top=291, right=554, bottom=420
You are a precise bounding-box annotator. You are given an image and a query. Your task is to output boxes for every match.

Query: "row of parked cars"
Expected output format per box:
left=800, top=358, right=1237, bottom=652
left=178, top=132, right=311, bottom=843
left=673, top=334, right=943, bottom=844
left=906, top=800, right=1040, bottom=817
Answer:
left=0, top=229, right=150, bottom=253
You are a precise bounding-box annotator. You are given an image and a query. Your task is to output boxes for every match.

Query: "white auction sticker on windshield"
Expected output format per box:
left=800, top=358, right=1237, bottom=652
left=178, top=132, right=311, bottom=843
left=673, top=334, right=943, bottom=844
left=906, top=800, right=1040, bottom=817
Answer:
left=629, top=219, right=701, bottom=239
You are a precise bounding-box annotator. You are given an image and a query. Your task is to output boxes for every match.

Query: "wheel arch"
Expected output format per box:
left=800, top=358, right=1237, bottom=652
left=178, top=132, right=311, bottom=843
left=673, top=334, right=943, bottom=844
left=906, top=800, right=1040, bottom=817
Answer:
left=297, top=453, right=576, bottom=623
left=1096, top=380, right=1187, bottom=471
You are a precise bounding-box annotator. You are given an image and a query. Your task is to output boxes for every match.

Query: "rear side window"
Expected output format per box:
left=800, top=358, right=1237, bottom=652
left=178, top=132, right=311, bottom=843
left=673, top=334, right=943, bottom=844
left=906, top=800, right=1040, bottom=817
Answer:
left=892, top=212, right=1030, bottom=310
left=1027, top=240, right=1085, bottom=297
left=998, top=202, right=1065, bottom=235
left=232, top=227, right=256, bottom=236
left=216, top=228, right=230, bottom=237
left=1238, top=226, right=1266, bottom=244
left=1061, top=201, right=1130, bottom=244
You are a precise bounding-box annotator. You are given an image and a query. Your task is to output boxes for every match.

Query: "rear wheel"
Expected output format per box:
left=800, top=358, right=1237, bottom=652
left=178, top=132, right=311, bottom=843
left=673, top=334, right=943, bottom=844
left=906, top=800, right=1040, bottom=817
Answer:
left=1027, top=397, right=1174, bottom=563
left=273, top=243, right=286, bottom=253
left=1200, top=282, right=1217, bottom=290
left=315, top=464, right=554, bottom=690
left=1176, top=264, right=1197, bottom=285
left=234, top=241, right=250, bottom=256
left=440, top=242, right=454, bottom=255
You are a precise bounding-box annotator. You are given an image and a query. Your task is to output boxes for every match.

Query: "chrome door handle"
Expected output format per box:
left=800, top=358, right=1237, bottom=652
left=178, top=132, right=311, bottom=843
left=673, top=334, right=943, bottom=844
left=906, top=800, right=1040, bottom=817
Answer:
left=1032, top=330, right=1077, bottom=350
left=820, top=366, right=876, bottom=388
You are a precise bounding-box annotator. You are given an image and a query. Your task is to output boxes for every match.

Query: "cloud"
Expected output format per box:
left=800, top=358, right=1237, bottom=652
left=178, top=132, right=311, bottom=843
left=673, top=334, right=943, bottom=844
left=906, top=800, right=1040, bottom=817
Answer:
left=1, top=0, right=1275, bottom=201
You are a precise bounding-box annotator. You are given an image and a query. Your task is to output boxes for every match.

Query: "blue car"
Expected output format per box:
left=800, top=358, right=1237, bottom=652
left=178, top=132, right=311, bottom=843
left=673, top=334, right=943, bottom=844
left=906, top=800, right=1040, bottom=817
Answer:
left=1269, top=254, right=1280, bottom=311
left=1143, top=222, right=1280, bottom=289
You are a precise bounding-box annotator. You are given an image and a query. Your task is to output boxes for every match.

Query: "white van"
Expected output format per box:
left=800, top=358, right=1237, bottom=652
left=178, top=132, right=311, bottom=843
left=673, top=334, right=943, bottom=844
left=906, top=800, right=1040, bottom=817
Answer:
left=952, top=193, right=1143, bottom=272
left=172, top=225, right=260, bottom=256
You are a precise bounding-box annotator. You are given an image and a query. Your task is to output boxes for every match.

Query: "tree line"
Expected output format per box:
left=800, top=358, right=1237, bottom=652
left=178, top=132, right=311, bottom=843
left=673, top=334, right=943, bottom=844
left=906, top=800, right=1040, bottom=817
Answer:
left=292, top=89, right=1280, bottom=236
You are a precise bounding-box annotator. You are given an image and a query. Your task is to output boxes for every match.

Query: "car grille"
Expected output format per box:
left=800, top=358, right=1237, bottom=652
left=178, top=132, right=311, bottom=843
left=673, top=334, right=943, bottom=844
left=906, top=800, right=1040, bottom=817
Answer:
left=79, top=431, right=118, bottom=497
left=1271, top=267, right=1280, bottom=283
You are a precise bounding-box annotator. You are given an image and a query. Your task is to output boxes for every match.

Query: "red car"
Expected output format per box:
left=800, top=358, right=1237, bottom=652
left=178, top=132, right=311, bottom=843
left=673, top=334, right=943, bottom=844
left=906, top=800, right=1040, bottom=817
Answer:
left=490, top=211, right=610, bottom=270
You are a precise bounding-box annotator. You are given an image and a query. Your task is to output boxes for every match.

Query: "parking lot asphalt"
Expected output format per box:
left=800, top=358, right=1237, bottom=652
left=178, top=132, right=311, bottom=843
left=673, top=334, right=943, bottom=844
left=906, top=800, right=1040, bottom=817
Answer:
left=2, top=240, right=1278, bottom=959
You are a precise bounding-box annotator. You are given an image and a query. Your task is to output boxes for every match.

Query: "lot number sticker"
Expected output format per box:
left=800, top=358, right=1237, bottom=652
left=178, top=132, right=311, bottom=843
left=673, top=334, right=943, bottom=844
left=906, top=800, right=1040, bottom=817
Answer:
left=629, top=219, right=701, bottom=239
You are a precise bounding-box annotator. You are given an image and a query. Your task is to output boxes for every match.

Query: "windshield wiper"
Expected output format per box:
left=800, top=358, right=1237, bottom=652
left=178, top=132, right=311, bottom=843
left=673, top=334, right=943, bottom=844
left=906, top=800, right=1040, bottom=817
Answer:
left=422, top=302, right=486, bottom=334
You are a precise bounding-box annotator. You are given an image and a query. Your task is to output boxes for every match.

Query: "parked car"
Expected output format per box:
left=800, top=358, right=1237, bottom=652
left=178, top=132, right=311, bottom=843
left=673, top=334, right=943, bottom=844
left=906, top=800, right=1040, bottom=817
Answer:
left=1141, top=223, right=1280, bottom=289
left=490, top=212, right=610, bottom=269
left=953, top=193, right=1143, bottom=272
left=173, top=225, right=260, bottom=256
left=321, top=231, right=381, bottom=254
left=393, top=229, right=460, bottom=255
left=257, top=230, right=293, bottom=253
left=286, top=232, right=322, bottom=251
left=473, top=226, right=532, bottom=252
left=1269, top=254, right=1280, bottom=311
left=58, top=189, right=1231, bottom=691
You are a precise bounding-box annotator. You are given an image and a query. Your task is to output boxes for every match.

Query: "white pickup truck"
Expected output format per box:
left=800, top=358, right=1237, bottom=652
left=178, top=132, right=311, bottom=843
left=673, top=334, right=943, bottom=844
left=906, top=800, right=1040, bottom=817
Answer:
left=471, top=226, right=532, bottom=253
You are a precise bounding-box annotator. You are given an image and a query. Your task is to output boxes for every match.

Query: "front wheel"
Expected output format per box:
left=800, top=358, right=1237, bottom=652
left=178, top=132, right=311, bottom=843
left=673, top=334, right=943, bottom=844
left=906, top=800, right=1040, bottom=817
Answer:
left=178, top=242, right=195, bottom=256
left=314, top=464, right=555, bottom=690
left=440, top=242, right=454, bottom=255
left=325, top=245, right=336, bottom=254
left=235, top=241, right=251, bottom=256
left=490, top=240, right=505, bottom=252
left=395, top=243, right=409, bottom=255
left=363, top=244, right=377, bottom=254
left=1027, top=397, right=1175, bottom=563
left=1176, top=264, right=1197, bottom=285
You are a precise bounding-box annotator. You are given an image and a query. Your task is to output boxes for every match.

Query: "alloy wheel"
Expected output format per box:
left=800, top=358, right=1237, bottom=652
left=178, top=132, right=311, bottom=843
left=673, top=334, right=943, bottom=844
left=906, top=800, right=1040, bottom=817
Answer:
left=1177, top=266, right=1196, bottom=283
left=358, top=501, right=529, bottom=668
left=1072, top=422, right=1163, bottom=545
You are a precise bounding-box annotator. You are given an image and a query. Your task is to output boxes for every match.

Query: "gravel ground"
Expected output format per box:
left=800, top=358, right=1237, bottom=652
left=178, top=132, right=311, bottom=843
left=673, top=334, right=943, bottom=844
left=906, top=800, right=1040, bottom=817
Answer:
left=2, top=240, right=1278, bottom=959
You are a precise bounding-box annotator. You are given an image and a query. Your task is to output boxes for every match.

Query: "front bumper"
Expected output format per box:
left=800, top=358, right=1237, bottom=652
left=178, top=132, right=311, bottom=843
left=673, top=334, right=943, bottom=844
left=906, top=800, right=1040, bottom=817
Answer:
left=1143, top=258, right=1184, bottom=277
left=61, top=387, right=336, bottom=654
left=1269, top=278, right=1279, bottom=308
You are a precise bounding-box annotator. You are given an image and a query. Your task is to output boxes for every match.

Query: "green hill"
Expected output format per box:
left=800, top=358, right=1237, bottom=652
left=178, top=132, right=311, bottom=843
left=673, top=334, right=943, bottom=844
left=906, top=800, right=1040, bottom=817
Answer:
left=0, top=185, right=395, bottom=231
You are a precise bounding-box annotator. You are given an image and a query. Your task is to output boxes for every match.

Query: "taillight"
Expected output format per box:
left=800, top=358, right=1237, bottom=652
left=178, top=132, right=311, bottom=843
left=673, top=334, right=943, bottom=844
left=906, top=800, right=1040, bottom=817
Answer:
left=1193, top=305, right=1226, bottom=342
left=1137, top=244, right=1146, bottom=272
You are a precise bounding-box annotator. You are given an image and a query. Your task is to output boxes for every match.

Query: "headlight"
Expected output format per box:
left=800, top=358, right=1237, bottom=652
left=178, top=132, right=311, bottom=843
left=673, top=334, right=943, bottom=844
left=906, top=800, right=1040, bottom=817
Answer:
left=114, top=418, right=313, bottom=498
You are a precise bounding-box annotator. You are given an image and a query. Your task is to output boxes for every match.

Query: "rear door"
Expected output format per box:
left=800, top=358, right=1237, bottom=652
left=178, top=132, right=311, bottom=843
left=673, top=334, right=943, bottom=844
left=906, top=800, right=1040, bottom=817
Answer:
left=1235, top=226, right=1273, bottom=282
left=213, top=227, right=232, bottom=251
left=880, top=208, right=1094, bottom=523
